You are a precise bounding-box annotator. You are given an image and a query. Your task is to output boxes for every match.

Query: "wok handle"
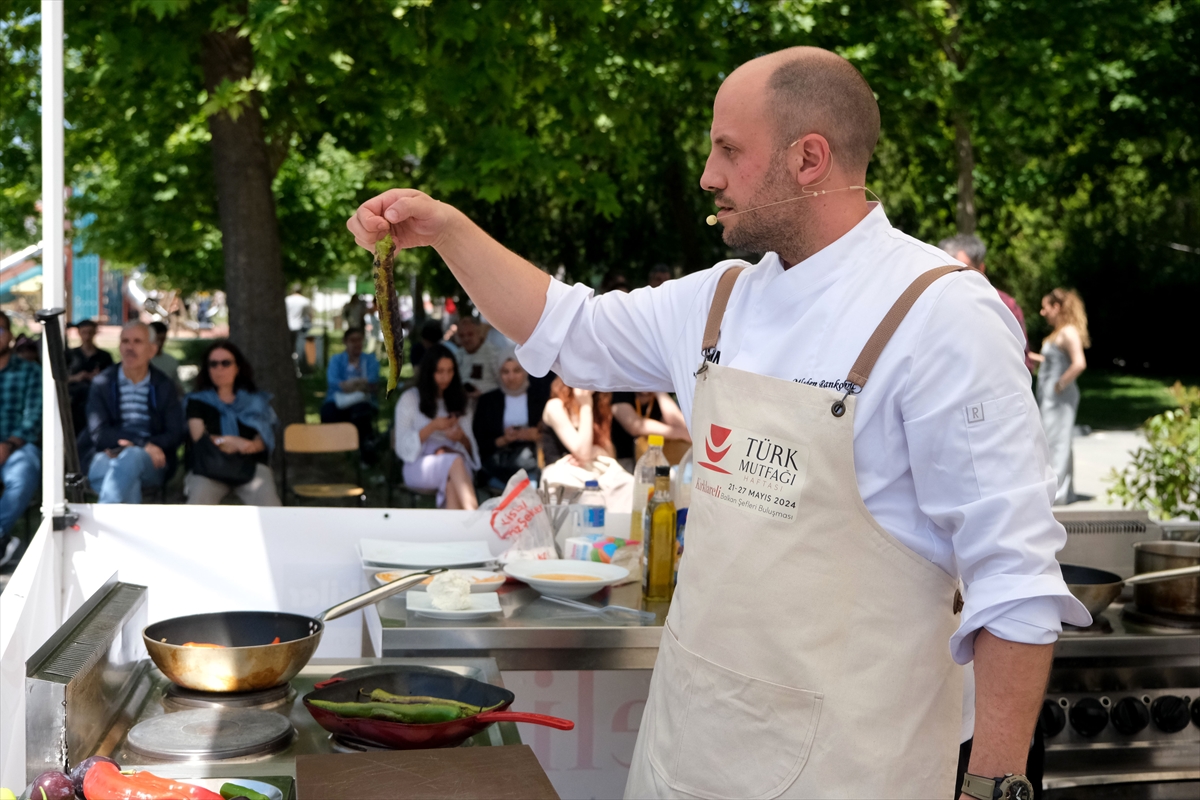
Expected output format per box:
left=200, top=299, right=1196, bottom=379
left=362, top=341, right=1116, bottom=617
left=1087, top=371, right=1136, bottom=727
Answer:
left=1124, top=565, right=1200, bottom=586
left=476, top=711, right=575, bottom=730
left=318, top=568, right=447, bottom=622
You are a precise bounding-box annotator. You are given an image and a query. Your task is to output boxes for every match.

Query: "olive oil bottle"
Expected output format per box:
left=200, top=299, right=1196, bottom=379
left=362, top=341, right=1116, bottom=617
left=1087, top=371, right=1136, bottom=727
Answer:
left=642, top=466, right=676, bottom=602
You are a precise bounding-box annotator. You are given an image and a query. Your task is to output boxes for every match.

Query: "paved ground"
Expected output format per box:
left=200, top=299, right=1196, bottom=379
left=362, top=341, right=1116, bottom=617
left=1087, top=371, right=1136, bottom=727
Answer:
left=1067, top=428, right=1146, bottom=511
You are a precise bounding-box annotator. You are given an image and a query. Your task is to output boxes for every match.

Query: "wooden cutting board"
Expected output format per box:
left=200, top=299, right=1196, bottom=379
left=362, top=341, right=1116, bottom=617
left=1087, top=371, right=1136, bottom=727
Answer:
left=295, top=745, right=559, bottom=799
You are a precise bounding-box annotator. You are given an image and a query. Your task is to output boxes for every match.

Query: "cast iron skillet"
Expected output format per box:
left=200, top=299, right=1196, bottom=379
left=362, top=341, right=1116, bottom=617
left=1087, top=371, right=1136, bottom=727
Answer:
left=303, top=665, right=574, bottom=749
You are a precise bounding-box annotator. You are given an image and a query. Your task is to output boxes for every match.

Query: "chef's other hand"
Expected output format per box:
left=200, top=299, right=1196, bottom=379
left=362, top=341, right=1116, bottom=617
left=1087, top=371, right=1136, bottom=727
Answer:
left=144, top=442, right=167, bottom=470
left=348, top=189, right=458, bottom=252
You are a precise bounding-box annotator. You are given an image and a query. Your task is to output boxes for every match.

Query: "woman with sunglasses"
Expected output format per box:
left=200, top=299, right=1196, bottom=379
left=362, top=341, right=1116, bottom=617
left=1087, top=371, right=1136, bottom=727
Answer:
left=184, top=340, right=281, bottom=505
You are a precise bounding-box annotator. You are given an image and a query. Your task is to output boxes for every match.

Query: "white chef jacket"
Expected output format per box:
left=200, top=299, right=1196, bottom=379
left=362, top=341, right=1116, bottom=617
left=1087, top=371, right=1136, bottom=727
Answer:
left=517, top=204, right=1091, bottom=666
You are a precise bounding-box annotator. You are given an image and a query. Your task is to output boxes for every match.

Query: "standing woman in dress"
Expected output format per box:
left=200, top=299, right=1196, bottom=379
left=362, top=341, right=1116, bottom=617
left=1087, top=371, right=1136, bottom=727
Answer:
left=1031, top=288, right=1089, bottom=505
left=393, top=344, right=479, bottom=509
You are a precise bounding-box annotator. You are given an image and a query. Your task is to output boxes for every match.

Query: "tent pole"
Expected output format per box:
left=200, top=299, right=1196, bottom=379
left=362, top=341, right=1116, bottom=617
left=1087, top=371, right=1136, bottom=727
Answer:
left=41, top=0, right=66, bottom=520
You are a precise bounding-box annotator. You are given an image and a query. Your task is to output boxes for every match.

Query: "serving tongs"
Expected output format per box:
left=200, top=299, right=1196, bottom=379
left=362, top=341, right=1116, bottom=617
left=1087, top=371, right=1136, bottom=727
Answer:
left=540, top=595, right=657, bottom=624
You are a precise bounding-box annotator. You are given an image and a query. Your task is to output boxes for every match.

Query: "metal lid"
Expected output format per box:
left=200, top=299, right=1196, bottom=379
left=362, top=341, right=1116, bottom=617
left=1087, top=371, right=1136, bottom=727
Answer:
left=127, top=708, right=293, bottom=761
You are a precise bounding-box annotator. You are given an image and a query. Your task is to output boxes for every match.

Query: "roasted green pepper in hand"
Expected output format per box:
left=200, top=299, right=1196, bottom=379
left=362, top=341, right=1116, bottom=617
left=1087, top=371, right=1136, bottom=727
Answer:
left=372, top=234, right=403, bottom=396
left=309, top=699, right=462, bottom=724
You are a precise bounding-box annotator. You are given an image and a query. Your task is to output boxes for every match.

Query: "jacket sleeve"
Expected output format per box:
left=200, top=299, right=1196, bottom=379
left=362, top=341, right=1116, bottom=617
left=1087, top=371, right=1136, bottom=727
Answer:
left=393, top=389, right=423, bottom=463
left=150, top=377, right=186, bottom=450
left=86, top=371, right=127, bottom=451
left=326, top=353, right=344, bottom=395
left=14, top=363, right=42, bottom=443
left=473, top=393, right=499, bottom=463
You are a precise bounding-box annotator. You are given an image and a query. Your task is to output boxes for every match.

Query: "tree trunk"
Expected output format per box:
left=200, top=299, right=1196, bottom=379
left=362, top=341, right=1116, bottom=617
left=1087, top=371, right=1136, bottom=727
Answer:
left=661, top=121, right=703, bottom=273
left=953, top=109, right=978, bottom=234
left=200, top=24, right=303, bottom=426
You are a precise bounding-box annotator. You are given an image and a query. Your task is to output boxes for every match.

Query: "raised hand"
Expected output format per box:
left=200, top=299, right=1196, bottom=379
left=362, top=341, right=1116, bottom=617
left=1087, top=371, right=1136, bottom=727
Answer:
left=347, top=189, right=459, bottom=253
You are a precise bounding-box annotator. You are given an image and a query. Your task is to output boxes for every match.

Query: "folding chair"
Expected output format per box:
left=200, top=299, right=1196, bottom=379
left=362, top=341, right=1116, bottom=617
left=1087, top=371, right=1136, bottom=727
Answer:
left=281, top=422, right=366, bottom=506
left=383, top=424, right=437, bottom=509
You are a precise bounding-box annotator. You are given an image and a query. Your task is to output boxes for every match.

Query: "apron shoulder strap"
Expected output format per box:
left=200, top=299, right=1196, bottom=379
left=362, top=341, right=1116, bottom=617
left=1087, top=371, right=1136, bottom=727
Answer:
left=701, top=266, right=746, bottom=362
left=846, top=265, right=969, bottom=390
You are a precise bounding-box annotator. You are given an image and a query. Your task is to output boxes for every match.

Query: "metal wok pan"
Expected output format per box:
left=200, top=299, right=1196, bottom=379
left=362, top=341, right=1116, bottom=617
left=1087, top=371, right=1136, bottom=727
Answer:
left=143, top=569, right=444, bottom=692
left=303, top=665, right=574, bottom=749
left=1061, top=563, right=1200, bottom=619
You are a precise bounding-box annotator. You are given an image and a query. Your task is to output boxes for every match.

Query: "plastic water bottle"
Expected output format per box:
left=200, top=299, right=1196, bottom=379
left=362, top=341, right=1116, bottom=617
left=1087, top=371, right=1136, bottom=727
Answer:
left=630, top=434, right=668, bottom=541
left=572, top=479, right=606, bottom=537
left=672, top=446, right=693, bottom=580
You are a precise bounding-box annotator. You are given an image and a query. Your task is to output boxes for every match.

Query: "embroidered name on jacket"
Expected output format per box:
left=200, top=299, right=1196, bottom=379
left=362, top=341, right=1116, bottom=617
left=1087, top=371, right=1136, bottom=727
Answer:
left=695, top=423, right=810, bottom=522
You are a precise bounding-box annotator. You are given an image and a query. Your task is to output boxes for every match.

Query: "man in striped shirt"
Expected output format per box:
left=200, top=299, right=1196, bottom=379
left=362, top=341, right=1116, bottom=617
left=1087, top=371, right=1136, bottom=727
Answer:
left=82, top=322, right=184, bottom=503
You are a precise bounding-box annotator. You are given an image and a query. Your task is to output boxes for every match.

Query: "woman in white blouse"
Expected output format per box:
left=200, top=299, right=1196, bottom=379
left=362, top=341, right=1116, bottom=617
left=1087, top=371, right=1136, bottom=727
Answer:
left=393, top=345, right=479, bottom=509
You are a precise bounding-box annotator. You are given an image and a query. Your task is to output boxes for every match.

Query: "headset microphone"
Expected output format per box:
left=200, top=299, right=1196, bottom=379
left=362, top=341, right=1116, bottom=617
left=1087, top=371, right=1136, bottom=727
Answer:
left=705, top=185, right=870, bottom=226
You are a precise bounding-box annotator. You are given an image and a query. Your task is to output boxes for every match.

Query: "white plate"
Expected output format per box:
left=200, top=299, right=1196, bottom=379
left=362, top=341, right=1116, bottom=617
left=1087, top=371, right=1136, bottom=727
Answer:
left=359, top=539, right=495, bottom=569
left=503, top=559, right=630, bottom=599
left=407, top=591, right=502, bottom=619
left=189, top=779, right=283, bottom=800
left=375, top=568, right=505, bottom=593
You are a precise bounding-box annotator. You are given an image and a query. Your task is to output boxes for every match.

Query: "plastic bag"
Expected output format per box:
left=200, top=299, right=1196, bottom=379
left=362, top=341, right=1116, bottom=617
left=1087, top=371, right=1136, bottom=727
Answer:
left=472, top=469, right=557, bottom=563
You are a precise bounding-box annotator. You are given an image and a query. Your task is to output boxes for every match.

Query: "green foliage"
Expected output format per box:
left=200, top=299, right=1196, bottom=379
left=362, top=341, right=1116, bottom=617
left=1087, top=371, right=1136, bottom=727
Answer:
left=1108, top=382, right=1200, bottom=520
left=1, top=0, right=1196, bottom=370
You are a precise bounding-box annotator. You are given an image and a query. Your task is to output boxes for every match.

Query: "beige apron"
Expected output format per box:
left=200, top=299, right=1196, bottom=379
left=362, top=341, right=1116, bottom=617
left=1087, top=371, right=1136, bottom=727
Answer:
left=625, top=266, right=968, bottom=800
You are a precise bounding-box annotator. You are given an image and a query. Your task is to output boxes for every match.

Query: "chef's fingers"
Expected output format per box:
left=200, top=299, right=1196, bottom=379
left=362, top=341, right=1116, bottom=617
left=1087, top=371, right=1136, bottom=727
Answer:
left=347, top=188, right=412, bottom=249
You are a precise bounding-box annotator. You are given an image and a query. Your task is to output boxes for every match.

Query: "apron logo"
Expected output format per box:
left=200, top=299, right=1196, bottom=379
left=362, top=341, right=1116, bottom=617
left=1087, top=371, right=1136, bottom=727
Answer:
left=700, top=424, right=733, bottom=474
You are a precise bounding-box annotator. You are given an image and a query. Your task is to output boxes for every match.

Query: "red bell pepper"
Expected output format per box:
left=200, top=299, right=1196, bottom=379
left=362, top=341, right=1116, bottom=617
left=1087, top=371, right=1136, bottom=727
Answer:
left=82, top=762, right=221, bottom=800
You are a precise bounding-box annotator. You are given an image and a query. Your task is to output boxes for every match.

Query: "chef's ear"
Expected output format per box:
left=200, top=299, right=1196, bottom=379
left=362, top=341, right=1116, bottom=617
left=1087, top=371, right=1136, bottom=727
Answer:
left=788, top=133, right=832, bottom=189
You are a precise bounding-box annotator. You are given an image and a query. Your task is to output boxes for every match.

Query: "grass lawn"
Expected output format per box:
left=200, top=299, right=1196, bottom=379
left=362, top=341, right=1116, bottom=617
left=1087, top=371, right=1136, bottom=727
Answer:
left=1076, top=370, right=1194, bottom=430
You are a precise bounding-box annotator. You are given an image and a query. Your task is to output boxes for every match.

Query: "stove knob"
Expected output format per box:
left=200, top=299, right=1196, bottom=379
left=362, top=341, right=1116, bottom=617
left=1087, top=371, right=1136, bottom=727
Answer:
left=1151, top=695, right=1190, bottom=733
left=1192, top=697, right=1200, bottom=729
left=1039, top=699, right=1066, bottom=737
left=1110, top=697, right=1149, bottom=735
left=1069, top=698, right=1109, bottom=737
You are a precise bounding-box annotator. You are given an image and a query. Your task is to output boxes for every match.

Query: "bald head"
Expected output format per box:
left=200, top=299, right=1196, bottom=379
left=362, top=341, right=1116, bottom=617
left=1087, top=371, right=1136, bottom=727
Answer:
left=737, top=47, right=880, bottom=178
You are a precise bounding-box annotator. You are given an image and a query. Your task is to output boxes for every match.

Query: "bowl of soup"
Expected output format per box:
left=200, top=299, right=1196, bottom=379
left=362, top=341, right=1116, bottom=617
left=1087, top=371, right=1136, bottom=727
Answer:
left=503, top=559, right=630, bottom=599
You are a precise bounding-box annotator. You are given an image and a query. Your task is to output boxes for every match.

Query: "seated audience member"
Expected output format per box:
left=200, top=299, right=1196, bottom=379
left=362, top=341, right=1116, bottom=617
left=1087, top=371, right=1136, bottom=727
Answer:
left=600, top=270, right=631, bottom=294
left=540, top=377, right=633, bottom=509
left=13, top=336, right=39, bottom=364
left=81, top=322, right=184, bottom=504
left=0, top=310, right=41, bottom=566
left=647, top=263, right=673, bottom=288
left=149, top=321, right=185, bottom=395
left=473, top=356, right=547, bottom=488
left=409, top=319, right=447, bottom=369
left=184, top=341, right=280, bottom=506
left=319, top=328, right=381, bottom=459
left=67, top=319, right=114, bottom=435
left=394, top=345, right=479, bottom=509
left=454, top=315, right=503, bottom=402
left=611, top=391, right=691, bottom=471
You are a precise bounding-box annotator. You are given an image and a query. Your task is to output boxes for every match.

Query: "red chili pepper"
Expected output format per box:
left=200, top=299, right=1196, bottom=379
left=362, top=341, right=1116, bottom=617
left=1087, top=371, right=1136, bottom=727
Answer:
left=83, top=762, right=222, bottom=800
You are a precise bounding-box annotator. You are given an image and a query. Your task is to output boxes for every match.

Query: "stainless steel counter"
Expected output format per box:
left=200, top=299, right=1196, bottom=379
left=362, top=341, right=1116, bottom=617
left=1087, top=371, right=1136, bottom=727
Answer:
left=375, top=582, right=667, bottom=669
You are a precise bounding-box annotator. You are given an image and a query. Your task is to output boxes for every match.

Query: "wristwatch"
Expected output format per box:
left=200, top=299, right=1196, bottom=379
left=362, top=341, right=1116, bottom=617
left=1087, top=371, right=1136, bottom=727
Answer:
left=961, top=772, right=1035, bottom=800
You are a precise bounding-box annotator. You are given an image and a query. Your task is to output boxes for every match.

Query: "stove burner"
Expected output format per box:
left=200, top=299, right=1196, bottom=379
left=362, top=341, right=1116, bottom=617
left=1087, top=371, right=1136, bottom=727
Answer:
left=327, top=733, right=475, bottom=753
left=1122, top=602, right=1200, bottom=631
left=163, top=682, right=294, bottom=712
left=128, top=708, right=294, bottom=761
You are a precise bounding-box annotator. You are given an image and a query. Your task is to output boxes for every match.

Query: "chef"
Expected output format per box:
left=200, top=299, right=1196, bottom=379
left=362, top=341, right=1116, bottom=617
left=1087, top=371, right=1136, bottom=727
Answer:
left=349, top=46, right=1090, bottom=800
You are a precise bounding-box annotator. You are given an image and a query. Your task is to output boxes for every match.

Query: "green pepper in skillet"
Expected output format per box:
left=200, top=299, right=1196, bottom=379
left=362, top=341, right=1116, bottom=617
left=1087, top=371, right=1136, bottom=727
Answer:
left=309, top=699, right=464, bottom=724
